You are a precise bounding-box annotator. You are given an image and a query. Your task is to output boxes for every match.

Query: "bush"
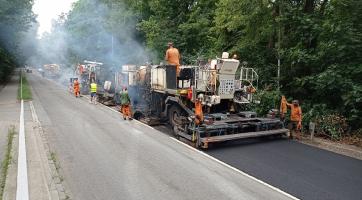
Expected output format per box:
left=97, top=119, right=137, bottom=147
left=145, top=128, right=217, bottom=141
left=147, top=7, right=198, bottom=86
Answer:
left=252, top=90, right=282, bottom=116
left=315, top=113, right=348, bottom=140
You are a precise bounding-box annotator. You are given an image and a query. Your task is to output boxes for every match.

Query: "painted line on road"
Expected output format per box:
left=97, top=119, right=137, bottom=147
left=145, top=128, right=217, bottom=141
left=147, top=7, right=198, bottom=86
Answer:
left=16, top=100, right=29, bottom=200
left=29, top=101, right=52, bottom=198
left=89, top=96, right=299, bottom=199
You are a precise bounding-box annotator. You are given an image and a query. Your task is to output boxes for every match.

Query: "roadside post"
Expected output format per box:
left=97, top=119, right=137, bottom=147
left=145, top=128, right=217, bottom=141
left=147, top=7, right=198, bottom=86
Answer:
left=309, top=122, right=315, bottom=141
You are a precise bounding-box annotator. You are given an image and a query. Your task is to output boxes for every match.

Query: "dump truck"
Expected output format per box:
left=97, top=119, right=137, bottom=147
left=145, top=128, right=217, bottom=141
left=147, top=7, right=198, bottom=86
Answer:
left=123, top=53, right=289, bottom=148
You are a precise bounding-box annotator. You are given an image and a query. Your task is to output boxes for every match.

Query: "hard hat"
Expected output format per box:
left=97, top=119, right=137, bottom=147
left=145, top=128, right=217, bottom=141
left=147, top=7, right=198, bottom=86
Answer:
left=197, top=94, right=204, bottom=100
left=167, top=42, right=173, bottom=46
left=292, top=100, right=299, bottom=104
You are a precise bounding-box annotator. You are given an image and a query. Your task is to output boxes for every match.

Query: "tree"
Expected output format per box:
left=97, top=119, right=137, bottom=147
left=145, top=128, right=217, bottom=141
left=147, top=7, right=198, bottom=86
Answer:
left=0, top=0, right=35, bottom=81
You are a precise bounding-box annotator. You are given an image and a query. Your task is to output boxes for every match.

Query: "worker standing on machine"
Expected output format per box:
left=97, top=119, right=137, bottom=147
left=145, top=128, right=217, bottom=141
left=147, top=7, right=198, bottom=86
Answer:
left=287, top=100, right=302, bottom=139
left=120, top=87, right=132, bottom=120
left=194, top=94, right=204, bottom=125
left=90, top=81, right=97, bottom=104
left=73, top=79, right=80, bottom=98
left=165, top=42, right=181, bottom=77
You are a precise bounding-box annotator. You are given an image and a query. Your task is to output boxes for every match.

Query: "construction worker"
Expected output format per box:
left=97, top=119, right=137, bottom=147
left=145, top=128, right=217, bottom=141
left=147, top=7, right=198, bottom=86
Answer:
left=90, top=81, right=97, bottom=104
left=280, top=95, right=287, bottom=120
left=165, top=42, right=181, bottom=77
left=194, top=94, right=204, bottom=125
left=120, top=87, right=132, bottom=120
left=73, top=79, right=80, bottom=98
left=287, top=100, right=302, bottom=139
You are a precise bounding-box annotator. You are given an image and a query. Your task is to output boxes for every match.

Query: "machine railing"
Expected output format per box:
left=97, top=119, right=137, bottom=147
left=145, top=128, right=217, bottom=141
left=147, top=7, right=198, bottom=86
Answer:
left=240, top=67, right=259, bottom=88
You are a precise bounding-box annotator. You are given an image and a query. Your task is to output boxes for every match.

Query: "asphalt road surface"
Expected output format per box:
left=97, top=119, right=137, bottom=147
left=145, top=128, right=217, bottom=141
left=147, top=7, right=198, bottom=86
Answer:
left=153, top=122, right=362, bottom=200
left=27, top=73, right=296, bottom=200
left=207, top=139, right=362, bottom=200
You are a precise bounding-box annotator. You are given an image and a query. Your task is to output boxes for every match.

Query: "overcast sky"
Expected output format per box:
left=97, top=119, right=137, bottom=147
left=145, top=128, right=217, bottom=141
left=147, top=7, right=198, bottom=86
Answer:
left=33, top=0, right=77, bottom=36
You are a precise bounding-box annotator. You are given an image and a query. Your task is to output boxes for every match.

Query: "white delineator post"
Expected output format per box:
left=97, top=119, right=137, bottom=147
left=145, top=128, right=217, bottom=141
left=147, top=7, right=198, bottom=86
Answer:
left=16, top=71, right=29, bottom=200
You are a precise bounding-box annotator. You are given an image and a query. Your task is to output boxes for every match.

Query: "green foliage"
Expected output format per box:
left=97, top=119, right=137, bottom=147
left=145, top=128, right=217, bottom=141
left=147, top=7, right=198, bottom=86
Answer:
left=1, top=0, right=360, bottom=131
left=0, top=125, right=15, bottom=197
left=251, top=90, right=282, bottom=116
left=18, top=73, right=32, bottom=100
left=53, top=0, right=360, bottom=130
left=315, top=113, right=349, bottom=140
left=0, top=0, right=35, bottom=81
left=136, top=0, right=218, bottom=63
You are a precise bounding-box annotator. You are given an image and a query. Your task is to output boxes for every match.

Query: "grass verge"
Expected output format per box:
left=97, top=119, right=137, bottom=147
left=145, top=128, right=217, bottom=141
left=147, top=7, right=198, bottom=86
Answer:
left=17, top=71, right=32, bottom=100
left=0, top=125, right=15, bottom=198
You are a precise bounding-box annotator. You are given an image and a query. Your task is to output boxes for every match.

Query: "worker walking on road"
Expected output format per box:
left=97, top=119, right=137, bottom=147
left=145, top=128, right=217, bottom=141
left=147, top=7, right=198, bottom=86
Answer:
left=120, top=87, right=132, bottom=120
left=287, top=100, right=302, bottom=140
left=90, top=81, right=97, bottom=104
left=73, top=79, right=80, bottom=98
left=165, top=42, right=181, bottom=77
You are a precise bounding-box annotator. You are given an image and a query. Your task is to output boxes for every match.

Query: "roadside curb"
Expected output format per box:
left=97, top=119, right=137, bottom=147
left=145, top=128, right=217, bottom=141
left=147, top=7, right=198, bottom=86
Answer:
left=299, top=137, right=362, bottom=160
left=29, top=101, right=69, bottom=200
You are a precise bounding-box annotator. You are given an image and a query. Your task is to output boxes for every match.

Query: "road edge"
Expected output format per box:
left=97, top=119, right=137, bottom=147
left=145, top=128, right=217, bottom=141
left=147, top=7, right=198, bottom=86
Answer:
left=29, top=101, right=69, bottom=200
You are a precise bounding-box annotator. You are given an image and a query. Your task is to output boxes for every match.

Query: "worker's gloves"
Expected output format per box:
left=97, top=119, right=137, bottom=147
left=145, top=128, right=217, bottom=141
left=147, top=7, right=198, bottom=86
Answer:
left=297, top=122, right=302, bottom=130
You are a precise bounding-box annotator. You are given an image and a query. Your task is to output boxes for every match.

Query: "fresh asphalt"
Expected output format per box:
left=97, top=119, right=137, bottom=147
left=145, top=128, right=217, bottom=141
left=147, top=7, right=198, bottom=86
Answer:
left=207, top=139, right=362, bottom=200
left=153, top=120, right=362, bottom=200
left=26, top=73, right=295, bottom=200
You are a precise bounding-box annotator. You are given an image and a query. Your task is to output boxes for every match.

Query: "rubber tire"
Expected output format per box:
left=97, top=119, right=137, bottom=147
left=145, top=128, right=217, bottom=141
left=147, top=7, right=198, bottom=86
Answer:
left=168, top=105, right=182, bottom=128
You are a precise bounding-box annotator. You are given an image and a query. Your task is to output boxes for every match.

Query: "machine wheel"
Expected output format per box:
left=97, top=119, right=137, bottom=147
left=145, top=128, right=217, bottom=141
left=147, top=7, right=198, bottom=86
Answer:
left=168, top=105, right=183, bottom=128
left=133, top=111, right=145, bottom=120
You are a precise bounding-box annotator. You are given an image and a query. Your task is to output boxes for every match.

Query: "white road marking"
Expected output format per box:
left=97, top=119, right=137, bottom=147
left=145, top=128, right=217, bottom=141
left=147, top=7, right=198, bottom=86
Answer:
left=89, top=95, right=299, bottom=199
left=29, top=101, right=52, bottom=197
left=169, top=137, right=299, bottom=200
left=16, top=100, right=29, bottom=200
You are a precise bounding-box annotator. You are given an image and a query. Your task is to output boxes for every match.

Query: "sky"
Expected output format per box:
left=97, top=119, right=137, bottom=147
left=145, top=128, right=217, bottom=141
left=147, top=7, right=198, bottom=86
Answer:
left=32, top=0, right=78, bottom=36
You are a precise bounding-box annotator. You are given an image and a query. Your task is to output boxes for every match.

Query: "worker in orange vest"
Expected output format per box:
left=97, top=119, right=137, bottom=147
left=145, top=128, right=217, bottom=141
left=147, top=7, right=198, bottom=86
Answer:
left=73, top=79, right=80, bottom=98
left=280, top=95, right=287, bottom=120
left=120, top=87, right=132, bottom=120
left=194, top=94, right=204, bottom=125
left=287, top=99, right=302, bottom=139
left=165, top=42, right=181, bottom=77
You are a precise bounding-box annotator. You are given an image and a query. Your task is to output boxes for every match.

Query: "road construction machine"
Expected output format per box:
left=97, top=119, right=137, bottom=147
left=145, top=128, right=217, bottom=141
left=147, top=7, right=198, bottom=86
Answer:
left=73, top=60, right=123, bottom=105
left=124, top=52, right=289, bottom=148
left=43, top=64, right=60, bottom=79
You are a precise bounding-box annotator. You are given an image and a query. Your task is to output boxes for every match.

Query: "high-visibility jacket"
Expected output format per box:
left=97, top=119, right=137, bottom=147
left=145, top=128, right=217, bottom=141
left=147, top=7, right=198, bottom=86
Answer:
left=290, top=105, right=302, bottom=122
left=165, top=47, right=180, bottom=66
left=74, top=81, right=80, bottom=89
left=280, top=96, right=287, bottom=114
left=90, top=83, right=97, bottom=93
left=195, top=100, right=204, bottom=125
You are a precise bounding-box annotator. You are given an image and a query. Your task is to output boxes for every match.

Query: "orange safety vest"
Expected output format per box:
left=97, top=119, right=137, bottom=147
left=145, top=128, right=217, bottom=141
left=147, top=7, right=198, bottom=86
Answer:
left=165, top=47, right=180, bottom=66
left=280, top=96, right=287, bottom=114
left=290, top=105, right=302, bottom=122
left=166, top=47, right=181, bottom=76
left=74, top=81, right=80, bottom=90
left=195, top=100, right=204, bottom=125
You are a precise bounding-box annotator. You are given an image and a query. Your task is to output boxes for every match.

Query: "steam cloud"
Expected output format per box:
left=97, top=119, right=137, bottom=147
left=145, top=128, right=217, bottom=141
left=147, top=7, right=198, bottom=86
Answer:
left=23, top=0, right=156, bottom=87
